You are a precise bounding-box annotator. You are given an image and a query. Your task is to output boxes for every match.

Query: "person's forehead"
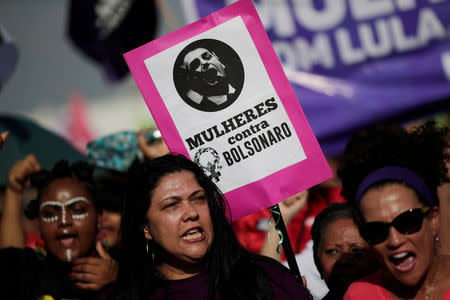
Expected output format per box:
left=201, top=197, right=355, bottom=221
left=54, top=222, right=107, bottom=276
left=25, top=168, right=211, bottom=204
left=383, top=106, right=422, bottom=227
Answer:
left=40, top=177, right=93, bottom=204
left=321, top=218, right=365, bottom=248
left=184, top=48, right=211, bottom=63
left=323, top=218, right=356, bottom=238
left=152, top=170, right=203, bottom=201
left=360, top=183, right=421, bottom=222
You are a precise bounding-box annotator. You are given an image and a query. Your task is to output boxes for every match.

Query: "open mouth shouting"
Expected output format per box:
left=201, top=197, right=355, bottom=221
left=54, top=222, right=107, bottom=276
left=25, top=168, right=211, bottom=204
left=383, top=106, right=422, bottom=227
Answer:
left=55, top=232, right=79, bottom=262
left=181, top=227, right=205, bottom=242
left=200, top=68, right=221, bottom=86
left=57, top=233, right=77, bottom=249
left=390, top=251, right=416, bottom=273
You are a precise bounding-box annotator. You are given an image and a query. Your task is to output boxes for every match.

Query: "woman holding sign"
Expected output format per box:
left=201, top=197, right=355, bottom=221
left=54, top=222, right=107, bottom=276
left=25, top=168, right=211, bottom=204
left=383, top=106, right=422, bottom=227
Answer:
left=107, top=154, right=310, bottom=300
left=339, top=122, right=450, bottom=300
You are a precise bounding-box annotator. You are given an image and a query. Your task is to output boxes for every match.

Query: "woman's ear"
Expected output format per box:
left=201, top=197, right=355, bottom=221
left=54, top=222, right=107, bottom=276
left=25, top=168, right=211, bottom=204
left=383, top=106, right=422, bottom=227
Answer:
left=429, top=206, right=440, bottom=236
left=143, top=225, right=152, bottom=240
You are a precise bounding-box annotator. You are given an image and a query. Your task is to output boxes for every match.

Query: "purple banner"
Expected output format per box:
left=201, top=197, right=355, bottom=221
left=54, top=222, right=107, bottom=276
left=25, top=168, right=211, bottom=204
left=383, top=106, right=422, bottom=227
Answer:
left=182, top=0, right=450, bottom=156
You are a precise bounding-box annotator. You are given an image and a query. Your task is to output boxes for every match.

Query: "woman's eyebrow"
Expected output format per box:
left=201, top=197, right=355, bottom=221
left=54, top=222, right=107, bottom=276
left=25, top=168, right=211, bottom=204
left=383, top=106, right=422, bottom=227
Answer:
left=161, top=195, right=182, bottom=203
left=40, top=201, right=63, bottom=210
left=39, top=197, right=90, bottom=211
left=65, top=197, right=89, bottom=206
left=189, top=189, right=204, bottom=198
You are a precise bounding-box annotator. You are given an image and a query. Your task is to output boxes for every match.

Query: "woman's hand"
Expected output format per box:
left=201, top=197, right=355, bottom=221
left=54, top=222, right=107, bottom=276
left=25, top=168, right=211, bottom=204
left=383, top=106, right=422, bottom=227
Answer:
left=137, top=130, right=169, bottom=160
left=71, top=241, right=118, bottom=291
left=7, top=154, right=41, bottom=194
left=0, top=131, right=8, bottom=149
left=260, top=190, right=309, bottom=261
left=279, top=190, right=309, bottom=225
left=0, top=154, right=41, bottom=249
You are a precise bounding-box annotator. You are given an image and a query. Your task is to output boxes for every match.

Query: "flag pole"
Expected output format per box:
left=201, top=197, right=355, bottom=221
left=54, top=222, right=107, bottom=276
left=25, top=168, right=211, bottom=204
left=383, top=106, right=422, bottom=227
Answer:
left=269, top=204, right=304, bottom=286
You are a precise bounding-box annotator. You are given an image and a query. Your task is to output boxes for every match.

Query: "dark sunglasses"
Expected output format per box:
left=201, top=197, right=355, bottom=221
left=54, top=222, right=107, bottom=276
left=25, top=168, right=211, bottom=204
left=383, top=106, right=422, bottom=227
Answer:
left=359, top=207, right=431, bottom=245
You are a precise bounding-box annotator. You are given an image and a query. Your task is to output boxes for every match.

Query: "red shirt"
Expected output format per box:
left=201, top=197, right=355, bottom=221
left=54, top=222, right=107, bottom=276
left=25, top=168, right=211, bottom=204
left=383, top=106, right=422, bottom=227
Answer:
left=344, top=270, right=450, bottom=300
left=232, top=186, right=346, bottom=256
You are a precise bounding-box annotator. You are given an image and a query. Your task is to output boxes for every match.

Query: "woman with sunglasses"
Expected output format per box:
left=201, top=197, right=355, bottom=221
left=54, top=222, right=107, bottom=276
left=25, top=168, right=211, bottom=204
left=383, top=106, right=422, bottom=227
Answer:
left=339, top=122, right=450, bottom=300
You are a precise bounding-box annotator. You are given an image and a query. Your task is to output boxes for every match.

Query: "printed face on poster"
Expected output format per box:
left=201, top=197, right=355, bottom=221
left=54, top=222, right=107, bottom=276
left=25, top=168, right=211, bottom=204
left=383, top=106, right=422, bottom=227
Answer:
left=124, top=0, right=332, bottom=220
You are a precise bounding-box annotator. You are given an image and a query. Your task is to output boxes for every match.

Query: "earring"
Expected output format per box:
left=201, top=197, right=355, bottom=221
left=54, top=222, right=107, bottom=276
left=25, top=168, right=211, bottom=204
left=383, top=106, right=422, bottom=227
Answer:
left=435, top=235, right=441, bottom=249
left=146, top=240, right=155, bottom=262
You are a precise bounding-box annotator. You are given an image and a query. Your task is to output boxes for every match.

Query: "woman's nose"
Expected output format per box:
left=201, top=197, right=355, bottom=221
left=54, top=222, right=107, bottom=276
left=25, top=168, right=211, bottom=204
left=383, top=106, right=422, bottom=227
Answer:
left=386, top=226, right=405, bottom=248
left=182, top=202, right=199, bottom=221
left=58, top=208, right=72, bottom=226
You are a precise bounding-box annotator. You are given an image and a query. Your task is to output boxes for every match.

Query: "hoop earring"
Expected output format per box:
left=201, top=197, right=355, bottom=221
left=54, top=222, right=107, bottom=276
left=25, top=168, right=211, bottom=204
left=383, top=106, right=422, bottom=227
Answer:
left=146, top=240, right=155, bottom=262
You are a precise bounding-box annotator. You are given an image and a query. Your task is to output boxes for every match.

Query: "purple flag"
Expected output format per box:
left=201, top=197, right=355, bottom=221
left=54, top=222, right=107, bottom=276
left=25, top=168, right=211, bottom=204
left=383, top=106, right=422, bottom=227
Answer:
left=182, top=0, right=450, bottom=156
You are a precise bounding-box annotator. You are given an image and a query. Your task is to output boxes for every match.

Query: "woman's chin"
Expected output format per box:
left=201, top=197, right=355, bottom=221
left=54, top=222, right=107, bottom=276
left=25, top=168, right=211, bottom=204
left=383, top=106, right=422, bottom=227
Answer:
left=54, top=248, right=79, bottom=263
left=387, top=265, right=424, bottom=288
left=185, top=250, right=208, bottom=263
left=397, top=274, right=422, bottom=287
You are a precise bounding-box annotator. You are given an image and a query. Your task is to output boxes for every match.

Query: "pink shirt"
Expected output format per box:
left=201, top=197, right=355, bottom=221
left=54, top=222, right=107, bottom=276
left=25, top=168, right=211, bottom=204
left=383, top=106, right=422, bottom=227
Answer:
left=344, top=270, right=450, bottom=300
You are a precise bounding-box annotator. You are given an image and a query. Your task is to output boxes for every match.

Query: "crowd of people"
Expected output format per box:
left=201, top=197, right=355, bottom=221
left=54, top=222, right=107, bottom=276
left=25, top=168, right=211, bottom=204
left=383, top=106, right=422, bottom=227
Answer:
left=0, top=120, right=449, bottom=299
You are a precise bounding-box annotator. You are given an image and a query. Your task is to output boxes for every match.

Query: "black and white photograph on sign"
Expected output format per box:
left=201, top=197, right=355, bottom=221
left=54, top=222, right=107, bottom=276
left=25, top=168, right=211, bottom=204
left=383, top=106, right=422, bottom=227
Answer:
left=173, top=39, right=245, bottom=112
left=143, top=16, right=306, bottom=193
left=193, top=147, right=222, bottom=182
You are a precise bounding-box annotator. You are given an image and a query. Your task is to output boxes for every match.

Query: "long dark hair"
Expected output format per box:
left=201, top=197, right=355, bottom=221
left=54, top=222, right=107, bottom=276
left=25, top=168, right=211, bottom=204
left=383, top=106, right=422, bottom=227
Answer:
left=116, top=154, right=278, bottom=299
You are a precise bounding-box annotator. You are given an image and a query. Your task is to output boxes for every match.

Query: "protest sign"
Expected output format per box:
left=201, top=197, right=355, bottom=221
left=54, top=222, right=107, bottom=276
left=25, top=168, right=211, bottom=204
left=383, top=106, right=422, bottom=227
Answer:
left=124, top=0, right=332, bottom=220
left=183, top=0, right=450, bottom=156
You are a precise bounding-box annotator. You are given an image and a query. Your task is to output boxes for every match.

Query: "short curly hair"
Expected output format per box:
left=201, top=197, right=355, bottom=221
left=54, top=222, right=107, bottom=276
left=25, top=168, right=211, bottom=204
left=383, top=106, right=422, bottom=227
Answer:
left=338, top=121, right=449, bottom=208
left=25, top=160, right=96, bottom=219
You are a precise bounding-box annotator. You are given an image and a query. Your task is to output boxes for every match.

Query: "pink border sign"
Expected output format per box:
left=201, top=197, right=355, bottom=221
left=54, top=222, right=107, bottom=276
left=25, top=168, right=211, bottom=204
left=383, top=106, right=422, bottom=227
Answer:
left=124, top=0, right=332, bottom=220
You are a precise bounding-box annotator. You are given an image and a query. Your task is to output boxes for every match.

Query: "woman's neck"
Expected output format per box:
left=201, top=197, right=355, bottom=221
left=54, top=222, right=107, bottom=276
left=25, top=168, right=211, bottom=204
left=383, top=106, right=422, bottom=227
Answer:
left=381, top=255, right=447, bottom=300
left=157, top=261, right=205, bottom=280
left=382, top=269, right=421, bottom=300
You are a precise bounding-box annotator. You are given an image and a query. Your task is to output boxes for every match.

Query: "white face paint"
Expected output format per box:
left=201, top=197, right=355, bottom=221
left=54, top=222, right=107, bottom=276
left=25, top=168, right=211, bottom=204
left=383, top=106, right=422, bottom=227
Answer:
left=40, top=197, right=90, bottom=223
left=66, top=248, right=72, bottom=262
left=66, top=197, right=90, bottom=220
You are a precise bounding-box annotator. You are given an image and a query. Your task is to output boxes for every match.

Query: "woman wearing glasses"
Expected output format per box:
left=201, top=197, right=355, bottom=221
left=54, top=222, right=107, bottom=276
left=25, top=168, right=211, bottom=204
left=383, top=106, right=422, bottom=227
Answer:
left=339, top=122, right=450, bottom=300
